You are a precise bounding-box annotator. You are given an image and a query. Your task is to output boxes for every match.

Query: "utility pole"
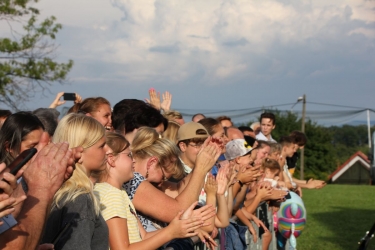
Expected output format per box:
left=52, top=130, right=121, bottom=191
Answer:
left=300, top=94, right=306, bottom=180
left=367, top=109, right=371, bottom=149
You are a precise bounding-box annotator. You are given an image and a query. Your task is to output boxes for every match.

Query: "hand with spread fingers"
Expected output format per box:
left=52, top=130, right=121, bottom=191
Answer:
left=160, top=91, right=172, bottom=111
left=195, top=137, right=221, bottom=173
left=145, top=88, right=161, bottom=110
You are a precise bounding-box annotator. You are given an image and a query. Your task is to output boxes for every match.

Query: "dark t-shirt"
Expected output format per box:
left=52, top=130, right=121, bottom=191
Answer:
left=42, top=193, right=108, bottom=250
left=286, top=152, right=299, bottom=169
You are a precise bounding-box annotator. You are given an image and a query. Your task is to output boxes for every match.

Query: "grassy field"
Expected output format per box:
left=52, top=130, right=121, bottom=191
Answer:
left=297, top=185, right=375, bottom=250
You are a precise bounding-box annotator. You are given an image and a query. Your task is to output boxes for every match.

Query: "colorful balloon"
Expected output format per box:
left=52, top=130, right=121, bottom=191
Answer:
left=277, top=191, right=307, bottom=249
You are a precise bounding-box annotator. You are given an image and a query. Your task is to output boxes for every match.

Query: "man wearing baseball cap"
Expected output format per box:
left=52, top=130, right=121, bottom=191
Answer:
left=177, top=121, right=209, bottom=174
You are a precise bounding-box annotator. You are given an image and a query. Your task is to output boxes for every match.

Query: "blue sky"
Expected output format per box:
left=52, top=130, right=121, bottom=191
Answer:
left=2, top=0, right=375, bottom=124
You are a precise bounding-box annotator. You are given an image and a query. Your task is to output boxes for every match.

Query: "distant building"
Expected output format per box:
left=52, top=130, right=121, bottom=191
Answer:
left=328, top=151, right=371, bottom=185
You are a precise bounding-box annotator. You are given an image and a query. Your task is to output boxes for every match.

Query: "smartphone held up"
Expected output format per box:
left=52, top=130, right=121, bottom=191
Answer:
left=63, top=93, right=76, bottom=101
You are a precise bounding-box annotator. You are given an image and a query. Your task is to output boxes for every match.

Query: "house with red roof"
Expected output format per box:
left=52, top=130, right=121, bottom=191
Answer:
left=328, top=151, right=371, bottom=185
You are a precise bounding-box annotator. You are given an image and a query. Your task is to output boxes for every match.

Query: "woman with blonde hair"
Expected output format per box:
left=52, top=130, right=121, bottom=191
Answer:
left=42, top=113, right=109, bottom=250
left=95, top=132, right=205, bottom=249
left=123, top=127, right=219, bottom=235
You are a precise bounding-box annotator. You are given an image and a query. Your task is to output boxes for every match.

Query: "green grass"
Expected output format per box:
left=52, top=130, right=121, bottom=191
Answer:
left=297, top=185, right=375, bottom=250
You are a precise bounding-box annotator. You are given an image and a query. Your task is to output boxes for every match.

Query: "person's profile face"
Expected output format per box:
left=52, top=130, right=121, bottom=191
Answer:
left=19, top=128, right=44, bottom=153
left=91, top=104, right=112, bottom=131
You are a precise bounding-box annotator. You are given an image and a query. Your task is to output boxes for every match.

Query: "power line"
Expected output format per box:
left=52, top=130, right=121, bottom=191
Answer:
left=306, top=101, right=372, bottom=110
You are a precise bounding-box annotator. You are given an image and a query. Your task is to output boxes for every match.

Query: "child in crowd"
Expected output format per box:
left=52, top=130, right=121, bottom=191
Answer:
left=261, top=158, right=286, bottom=189
left=94, top=132, right=205, bottom=249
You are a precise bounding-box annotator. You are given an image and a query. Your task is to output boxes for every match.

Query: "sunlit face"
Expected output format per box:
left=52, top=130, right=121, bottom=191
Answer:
left=114, top=148, right=134, bottom=182
left=90, top=104, right=112, bottom=131
left=212, top=124, right=229, bottom=153
left=81, top=136, right=109, bottom=174
left=237, top=149, right=257, bottom=168
left=257, top=146, right=270, bottom=161
left=260, top=118, right=275, bottom=137
left=19, top=128, right=44, bottom=153
left=284, top=144, right=296, bottom=158
left=136, top=156, right=176, bottom=185
left=179, top=140, right=204, bottom=168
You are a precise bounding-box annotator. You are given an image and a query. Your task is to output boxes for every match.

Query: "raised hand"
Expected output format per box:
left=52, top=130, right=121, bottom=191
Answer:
left=160, top=91, right=172, bottom=111
left=204, top=174, right=217, bottom=197
left=216, top=166, right=229, bottom=195
left=145, top=88, right=161, bottom=110
left=195, top=137, right=220, bottom=173
left=48, top=92, right=65, bottom=108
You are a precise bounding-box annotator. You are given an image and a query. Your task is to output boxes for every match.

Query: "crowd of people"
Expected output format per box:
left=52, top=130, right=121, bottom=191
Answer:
left=0, top=89, right=326, bottom=250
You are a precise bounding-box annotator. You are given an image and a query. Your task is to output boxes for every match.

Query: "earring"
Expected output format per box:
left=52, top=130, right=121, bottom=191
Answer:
left=145, top=170, right=149, bottom=179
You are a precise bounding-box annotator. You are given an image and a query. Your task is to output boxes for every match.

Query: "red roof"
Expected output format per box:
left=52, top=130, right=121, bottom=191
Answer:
left=328, top=151, right=370, bottom=180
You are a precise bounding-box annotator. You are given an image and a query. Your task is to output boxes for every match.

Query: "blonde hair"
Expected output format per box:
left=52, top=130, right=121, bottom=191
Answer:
left=52, top=113, right=105, bottom=215
left=162, top=120, right=180, bottom=144
left=131, top=127, right=185, bottom=180
left=164, top=110, right=183, bottom=120
left=98, top=132, right=130, bottom=182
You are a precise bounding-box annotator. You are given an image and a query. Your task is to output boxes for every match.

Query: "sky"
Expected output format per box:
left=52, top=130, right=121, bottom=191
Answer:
left=2, top=0, right=375, bottom=124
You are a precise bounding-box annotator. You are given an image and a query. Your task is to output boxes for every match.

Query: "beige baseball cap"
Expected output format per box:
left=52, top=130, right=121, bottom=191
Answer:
left=177, top=122, right=209, bottom=142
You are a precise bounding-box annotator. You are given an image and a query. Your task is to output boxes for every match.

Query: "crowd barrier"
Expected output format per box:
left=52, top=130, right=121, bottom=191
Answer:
left=166, top=204, right=292, bottom=250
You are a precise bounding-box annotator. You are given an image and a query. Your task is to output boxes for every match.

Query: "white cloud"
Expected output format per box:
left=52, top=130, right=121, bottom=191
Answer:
left=2, top=0, right=375, bottom=112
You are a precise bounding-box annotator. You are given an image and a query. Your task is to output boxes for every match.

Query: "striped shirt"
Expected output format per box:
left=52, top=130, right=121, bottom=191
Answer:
left=94, top=182, right=142, bottom=244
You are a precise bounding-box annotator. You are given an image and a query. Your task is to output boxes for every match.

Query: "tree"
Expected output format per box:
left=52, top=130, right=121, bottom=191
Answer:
left=0, top=0, right=73, bottom=110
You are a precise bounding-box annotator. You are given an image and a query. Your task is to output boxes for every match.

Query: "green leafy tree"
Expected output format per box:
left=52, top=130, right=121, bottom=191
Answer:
left=0, top=0, right=73, bottom=110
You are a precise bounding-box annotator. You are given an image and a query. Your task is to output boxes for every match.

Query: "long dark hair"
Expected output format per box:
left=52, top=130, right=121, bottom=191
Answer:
left=0, top=112, right=44, bottom=165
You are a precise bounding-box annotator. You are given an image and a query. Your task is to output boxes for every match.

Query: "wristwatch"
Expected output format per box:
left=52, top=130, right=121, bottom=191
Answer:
left=230, top=178, right=244, bottom=187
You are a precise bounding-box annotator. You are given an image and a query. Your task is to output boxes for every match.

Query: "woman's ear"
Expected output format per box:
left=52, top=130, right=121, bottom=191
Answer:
left=85, top=112, right=93, bottom=117
left=147, top=156, right=158, bottom=168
